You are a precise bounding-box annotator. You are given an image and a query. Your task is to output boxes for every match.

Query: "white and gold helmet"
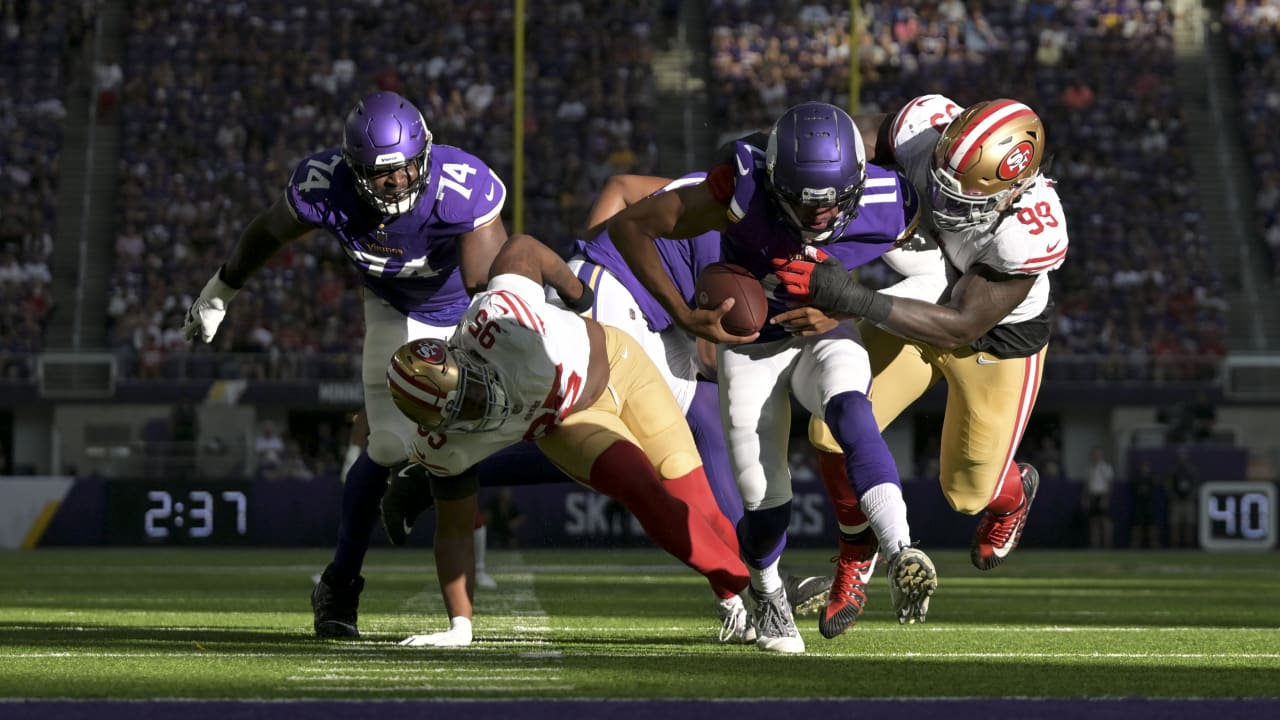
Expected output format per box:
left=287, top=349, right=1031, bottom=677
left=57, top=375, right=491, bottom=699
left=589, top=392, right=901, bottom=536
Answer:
left=386, top=338, right=512, bottom=433
left=929, top=99, right=1045, bottom=232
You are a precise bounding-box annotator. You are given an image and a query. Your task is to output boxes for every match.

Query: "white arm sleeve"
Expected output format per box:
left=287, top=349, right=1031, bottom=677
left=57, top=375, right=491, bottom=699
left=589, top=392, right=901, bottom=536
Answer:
left=879, top=236, right=949, bottom=303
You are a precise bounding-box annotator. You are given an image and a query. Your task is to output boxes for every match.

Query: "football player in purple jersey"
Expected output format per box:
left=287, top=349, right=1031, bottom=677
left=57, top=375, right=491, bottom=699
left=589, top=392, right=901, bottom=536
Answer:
left=609, top=102, right=936, bottom=653
left=182, top=91, right=508, bottom=639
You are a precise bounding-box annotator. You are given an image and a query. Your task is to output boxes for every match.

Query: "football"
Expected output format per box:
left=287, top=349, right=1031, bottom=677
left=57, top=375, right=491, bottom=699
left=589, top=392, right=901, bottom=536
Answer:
left=695, top=262, right=767, bottom=337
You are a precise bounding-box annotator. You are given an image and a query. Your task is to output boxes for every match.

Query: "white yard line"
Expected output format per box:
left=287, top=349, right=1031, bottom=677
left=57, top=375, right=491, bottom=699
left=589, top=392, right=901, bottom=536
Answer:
left=9, top=650, right=1280, bottom=660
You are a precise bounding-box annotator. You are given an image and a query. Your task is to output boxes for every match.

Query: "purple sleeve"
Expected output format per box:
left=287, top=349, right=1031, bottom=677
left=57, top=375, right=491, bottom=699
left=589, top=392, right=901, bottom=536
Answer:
left=285, top=148, right=348, bottom=226
left=726, top=142, right=766, bottom=222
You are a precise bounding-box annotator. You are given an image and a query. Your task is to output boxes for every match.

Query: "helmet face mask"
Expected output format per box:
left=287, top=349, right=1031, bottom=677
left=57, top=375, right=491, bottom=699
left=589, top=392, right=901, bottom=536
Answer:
left=765, top=102, right=866, bottom=243
left=929, top=99, right=1045, bottom=232
left=343, top=92, right=433, bottom=216
left=387, top=339, right=512, bottom=434
left=927, top=170, right=1007, bottom=232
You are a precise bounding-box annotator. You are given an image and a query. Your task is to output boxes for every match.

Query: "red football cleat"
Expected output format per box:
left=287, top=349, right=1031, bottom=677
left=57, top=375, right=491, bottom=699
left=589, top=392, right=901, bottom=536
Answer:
left=819, top=533, right=879, bottom=639
left=971, top=463, right=1041, bottom=571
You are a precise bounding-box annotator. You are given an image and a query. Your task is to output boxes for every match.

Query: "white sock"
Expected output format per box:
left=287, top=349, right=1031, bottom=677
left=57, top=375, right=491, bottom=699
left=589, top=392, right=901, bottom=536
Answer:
left=859, top=482, right=912, bottom=555
left=749, top=558, right=783, bottom=594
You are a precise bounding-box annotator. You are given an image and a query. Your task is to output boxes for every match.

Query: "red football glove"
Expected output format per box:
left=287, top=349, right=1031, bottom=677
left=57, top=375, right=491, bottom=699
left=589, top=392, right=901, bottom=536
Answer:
left=770, top=255, right=893, bottom=323
left=771, top=257, right=821, bottom=301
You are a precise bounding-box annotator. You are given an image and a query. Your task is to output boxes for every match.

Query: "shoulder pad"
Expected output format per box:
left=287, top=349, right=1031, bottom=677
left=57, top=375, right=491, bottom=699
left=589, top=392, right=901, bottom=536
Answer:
left=431, top=145, right=506, bottom=228
left=991, top=187, right=1069, bottom=275
left=890, top=94, right=962, bottom=154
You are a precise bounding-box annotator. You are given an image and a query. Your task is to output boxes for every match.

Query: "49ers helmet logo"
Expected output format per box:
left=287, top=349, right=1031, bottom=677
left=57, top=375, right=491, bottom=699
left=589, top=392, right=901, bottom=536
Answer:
left=411, top=338, right=447, bottom=365
left=998, top=141, right=1035, bottom=181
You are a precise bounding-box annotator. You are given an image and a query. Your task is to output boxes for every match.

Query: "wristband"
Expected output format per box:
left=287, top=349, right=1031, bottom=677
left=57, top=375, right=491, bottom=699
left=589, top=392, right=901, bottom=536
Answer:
left=858, top=289, right=894, bottom=325
left=561, top=282, right=595, bottom=314
left=216, top=264, right=245, bottom=292
left=201, top=266, right=241, bottom=302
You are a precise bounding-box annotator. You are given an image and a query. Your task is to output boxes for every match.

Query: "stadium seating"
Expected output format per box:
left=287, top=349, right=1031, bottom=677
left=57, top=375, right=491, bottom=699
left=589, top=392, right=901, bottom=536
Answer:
left=1221, top=0, right=1280, bottom=276
left=0, top=1, right=78, bottom=377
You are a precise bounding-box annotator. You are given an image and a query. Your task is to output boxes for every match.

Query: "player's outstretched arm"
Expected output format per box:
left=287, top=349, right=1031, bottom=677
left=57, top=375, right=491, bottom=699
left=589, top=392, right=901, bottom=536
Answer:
left=488, top=234, right=592, bottom=310
left=183, top=193, right=312, bottom=343
left=398, top=493, right=479, bottom=648
left=774, top=259, right=1034, bottom=349
left=608, top=183, right=747, bottom=344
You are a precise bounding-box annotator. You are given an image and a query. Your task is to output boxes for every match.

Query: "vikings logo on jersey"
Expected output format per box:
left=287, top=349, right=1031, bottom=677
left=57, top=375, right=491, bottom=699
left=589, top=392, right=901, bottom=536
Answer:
left=286, top=144, right=506, bottom=326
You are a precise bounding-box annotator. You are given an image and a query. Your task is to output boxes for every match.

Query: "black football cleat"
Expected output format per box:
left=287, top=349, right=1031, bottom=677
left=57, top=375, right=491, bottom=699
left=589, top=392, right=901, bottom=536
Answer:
left=311, top=564, right=364, bottom=639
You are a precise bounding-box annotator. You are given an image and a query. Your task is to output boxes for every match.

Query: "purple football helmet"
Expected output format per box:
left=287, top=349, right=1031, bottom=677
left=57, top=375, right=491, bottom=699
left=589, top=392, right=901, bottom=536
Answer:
left=342, top=92, right=432, bottom=215
left=765, top=102, right=866, bottom=242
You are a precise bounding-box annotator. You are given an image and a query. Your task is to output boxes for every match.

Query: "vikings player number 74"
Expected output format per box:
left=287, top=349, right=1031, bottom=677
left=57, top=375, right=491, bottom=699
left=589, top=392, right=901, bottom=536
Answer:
left=297, top=153, right=343, bottom=192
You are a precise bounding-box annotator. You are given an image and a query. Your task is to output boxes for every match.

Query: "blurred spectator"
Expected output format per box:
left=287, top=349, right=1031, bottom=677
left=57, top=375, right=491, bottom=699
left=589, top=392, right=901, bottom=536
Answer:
left=1129, top=458, right=1161, bottom=549
left=1084, top=446, right=1115, bottom=549
left=254, top=420, right=284, bottom=473
left=93, top=59, right=122, bottom=115
left=1061, top=77, right=1096, bottom=112
left=1189, top=390, right=1218, bottom=443
left=1032, top=435, right=1063, bottom=480
left=263, top=440, right=316, bottom=482
left=1166, top=447, right=1200, bottom=548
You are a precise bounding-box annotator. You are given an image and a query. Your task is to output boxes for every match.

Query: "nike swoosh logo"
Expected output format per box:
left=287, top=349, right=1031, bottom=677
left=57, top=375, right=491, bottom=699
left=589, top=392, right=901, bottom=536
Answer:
left=484, top=184, right=495, bottom=202
left=1045, top=240, right=1062, bottom=253
left=621, top=345, right=628, bottom=360
left=735, top=153, right=749, bottom=177
left=403, top=519, right=414, bottom=535
left=976, top=355, right=1000, bottom=365
left=398, top=464, right=418, bottom=479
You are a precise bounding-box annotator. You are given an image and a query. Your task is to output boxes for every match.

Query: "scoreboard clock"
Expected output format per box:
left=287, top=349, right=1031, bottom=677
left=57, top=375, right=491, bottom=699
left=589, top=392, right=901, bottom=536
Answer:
left=106, top=481, right=252, bottom=545
left=1199, top=482, right=1277, bottom=551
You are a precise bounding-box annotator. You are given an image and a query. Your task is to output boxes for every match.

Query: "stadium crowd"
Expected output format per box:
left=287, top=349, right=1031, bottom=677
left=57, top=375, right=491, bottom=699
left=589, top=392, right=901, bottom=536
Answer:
left=1222, top=0, right=1280, bottom=276
left=0, top=0, right=89, bottom=378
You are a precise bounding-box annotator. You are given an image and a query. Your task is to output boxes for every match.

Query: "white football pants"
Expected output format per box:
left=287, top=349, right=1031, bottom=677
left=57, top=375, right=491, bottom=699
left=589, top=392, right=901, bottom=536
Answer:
left=361, top=294, right=454, bottom=466
left=718, top=324, right=872, bottom=512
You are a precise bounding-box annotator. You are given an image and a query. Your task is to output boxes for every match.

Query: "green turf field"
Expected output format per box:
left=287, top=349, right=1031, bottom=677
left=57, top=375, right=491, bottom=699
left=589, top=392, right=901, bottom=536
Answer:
left=1, top=548, right=1277, bottom=700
